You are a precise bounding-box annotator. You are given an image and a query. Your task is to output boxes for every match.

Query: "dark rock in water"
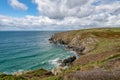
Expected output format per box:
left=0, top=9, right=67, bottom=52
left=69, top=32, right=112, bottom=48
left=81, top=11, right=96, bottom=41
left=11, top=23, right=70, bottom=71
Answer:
left=61, top=56, right=76, bottom=66
left=66, top=46, right=74, bottom=50
left=49, top=38, right=54, bottom=43
left=66, top=46, right=85, bottom=55
left=57, top=39, right=68, bottom=45
left=49, top=37, right=67, bottom=45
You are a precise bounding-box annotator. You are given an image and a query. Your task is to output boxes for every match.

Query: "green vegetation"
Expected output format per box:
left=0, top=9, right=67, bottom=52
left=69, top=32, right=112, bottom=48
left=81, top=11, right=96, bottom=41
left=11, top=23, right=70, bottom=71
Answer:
left=42, top=76, right=62, bottom=80
left=64, top=52, right=120, bottom=73
left=24, top=68, right=48, bottom=76
left=50, top=28, right=120, bottom=80
left=0, top=69, right=53, bottom=80
left=102, top=53, right=120, bottom=63
left=88, top=39, right=120, bottom=54
left=0, top=74, right=27, bottom=80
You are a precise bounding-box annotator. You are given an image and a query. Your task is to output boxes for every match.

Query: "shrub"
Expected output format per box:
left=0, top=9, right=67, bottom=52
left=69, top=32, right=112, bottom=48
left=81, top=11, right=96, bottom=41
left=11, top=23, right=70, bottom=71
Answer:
left=64, top=69, right=120, bottom=80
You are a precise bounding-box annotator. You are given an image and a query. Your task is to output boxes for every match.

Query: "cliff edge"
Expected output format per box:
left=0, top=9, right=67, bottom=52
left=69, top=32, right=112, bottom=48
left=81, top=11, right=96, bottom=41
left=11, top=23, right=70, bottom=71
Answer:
left=48, top=28, right=120, bottom=80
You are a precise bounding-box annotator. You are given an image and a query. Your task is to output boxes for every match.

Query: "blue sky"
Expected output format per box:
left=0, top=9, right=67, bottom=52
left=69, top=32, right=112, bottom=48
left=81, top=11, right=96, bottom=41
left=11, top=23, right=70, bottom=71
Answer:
left=0, top=0, right=38, bottom=17
left=0, top=0, right=120, bottom=30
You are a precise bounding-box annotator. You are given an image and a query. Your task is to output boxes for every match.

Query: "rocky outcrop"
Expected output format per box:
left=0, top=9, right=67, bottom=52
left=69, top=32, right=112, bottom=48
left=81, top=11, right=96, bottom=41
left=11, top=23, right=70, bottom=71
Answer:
left=51, top=56, right=76, bottom=75
left=61, top=56, right=76, bottom=66
left=51, top=66, right=64, bottom=75
left=49, top=31, right=99, bottom=55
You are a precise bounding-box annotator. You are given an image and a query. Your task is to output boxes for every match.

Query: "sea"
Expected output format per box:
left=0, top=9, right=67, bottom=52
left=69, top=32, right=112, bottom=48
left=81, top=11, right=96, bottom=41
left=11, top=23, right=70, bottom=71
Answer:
left=0, top=31, right=77, bottom=74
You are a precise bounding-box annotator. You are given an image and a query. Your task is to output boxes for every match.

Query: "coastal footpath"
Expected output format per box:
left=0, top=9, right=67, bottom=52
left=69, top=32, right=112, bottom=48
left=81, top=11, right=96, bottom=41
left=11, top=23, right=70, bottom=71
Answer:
left=0, top=28, right=120, bottom=80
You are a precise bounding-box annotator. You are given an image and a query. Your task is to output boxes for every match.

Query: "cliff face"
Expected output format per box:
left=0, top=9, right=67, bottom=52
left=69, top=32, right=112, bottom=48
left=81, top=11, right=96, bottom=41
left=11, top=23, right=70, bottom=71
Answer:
left=49, top=28, right=120, bottom=55
left=50, top=28, right=120, bottom=62
left=48, top=28, right=120, bottom=80
left=49, top=31, right=99, bottom=54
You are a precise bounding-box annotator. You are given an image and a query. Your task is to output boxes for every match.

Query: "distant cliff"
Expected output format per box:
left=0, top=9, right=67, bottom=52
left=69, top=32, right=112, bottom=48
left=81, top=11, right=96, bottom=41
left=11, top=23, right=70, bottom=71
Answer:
left=49, top=30, right=99, bottom=54
left=49, top=28, right=120, bottom=55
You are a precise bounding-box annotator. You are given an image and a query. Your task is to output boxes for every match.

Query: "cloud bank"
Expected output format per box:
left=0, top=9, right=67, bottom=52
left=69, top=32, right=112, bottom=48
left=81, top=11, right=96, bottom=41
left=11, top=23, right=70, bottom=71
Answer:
left=0, top=0, right=120, bottom=30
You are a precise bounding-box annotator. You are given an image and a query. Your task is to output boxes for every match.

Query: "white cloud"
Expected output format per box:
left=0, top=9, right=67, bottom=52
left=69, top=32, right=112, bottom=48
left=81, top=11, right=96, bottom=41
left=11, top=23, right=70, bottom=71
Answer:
left=32, top=0, right=120, bottom=18
left=0, top=13, right=120, bottom=30
left=0, top=0, right=120, bottom=30
left=9, top=0, right=28, bottom=10
left=32, top=0, right=94, bottom=19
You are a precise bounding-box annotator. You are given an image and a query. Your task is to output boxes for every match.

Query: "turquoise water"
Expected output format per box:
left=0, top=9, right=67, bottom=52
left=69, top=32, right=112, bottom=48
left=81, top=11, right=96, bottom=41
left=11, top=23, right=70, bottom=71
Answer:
left=0, top=31, right=76, bottom=74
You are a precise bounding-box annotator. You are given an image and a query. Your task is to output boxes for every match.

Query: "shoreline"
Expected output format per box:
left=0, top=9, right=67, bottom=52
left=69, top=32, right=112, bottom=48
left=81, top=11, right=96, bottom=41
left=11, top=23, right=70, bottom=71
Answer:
left=49, top=36, right=85, bottom=56
left=0, top=40, right=78, bottom=75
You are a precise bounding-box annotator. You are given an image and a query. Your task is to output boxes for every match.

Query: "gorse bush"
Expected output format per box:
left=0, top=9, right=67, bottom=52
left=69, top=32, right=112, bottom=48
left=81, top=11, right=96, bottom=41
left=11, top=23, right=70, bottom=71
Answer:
left=64, top=69, right=120, bottom=80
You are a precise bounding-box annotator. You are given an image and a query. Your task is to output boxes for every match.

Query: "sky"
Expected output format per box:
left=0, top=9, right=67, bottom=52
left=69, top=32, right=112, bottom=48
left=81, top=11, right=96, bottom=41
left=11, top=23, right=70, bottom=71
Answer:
left=0, top=0, right=120, bottom=31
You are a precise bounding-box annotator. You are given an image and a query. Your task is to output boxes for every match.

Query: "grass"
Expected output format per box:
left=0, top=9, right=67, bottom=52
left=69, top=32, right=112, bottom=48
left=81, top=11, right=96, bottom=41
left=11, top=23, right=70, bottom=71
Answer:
left=0, top=74, right=27, bottom=80
left=102, top=52, right=120, bottom=63
left=42, top=76, right=62, bottom=80
left=20, top=68, right=53, bottom=80
left=0, top=68, right=53, bottom=80
left=24, top=68, right=48, bottom=76
left=88, top=39, right=120, bottom=55
left=64, top=52, right=120, bottom=74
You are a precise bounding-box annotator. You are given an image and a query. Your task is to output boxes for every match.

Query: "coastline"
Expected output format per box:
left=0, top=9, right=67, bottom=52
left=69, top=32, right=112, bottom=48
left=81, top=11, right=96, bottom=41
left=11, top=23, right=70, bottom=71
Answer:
left=0, top=28, right=120, bottom=80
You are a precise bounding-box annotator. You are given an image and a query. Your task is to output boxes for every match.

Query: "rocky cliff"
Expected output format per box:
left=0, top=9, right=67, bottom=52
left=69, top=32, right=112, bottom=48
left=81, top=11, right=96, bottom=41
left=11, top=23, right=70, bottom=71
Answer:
left=48, top=28, right=120, bottom=80
left=49, top=31, right=98, bottom=55
left=49, top=28, right=120, bottom=55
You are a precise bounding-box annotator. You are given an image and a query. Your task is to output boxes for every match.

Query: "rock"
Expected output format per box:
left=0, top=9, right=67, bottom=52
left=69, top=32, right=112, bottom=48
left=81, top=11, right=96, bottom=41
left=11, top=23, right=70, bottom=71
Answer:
left=49, top=31, right=99, bottom=55
left=51, top=66, right=63, bottom=75
left=51, top=56, right=77, bottom=76
left=61, top=56, right=76, bottom=66
left=49, top=37, right=54, bottom=43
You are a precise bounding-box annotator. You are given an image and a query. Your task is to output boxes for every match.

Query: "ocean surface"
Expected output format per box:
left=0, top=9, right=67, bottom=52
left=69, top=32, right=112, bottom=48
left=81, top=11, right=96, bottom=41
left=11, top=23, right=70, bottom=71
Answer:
left=0, top=31, right=77, bottom=74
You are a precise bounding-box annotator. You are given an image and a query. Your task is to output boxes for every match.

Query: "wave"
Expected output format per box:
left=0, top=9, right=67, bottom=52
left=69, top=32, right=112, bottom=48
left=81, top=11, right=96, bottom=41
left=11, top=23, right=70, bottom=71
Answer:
left=48, top=58, right=61, bottom=66
left=29, top=58, right=61, bottom=70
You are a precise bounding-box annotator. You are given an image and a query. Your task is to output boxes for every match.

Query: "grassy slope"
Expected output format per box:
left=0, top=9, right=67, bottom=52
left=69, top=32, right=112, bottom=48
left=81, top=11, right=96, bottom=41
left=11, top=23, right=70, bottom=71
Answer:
left=62, top=28, right=120, bottom=80
left=0, top=28, right=120, bottom=80
left=47, top=28, right=120, bottom=80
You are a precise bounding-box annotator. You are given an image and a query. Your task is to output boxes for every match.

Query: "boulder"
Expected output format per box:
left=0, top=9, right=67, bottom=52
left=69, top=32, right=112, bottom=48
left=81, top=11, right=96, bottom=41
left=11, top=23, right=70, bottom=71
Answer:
left=51, top=66, right=63, bottom=75
left=62, top=56, right=76, bottom=66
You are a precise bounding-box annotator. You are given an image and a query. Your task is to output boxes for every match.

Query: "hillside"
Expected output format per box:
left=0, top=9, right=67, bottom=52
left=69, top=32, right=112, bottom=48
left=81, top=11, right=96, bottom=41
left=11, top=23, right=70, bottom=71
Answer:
left=49, top=28, right=120, bottom=80
left=0, top=28, right=120, bottom=80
